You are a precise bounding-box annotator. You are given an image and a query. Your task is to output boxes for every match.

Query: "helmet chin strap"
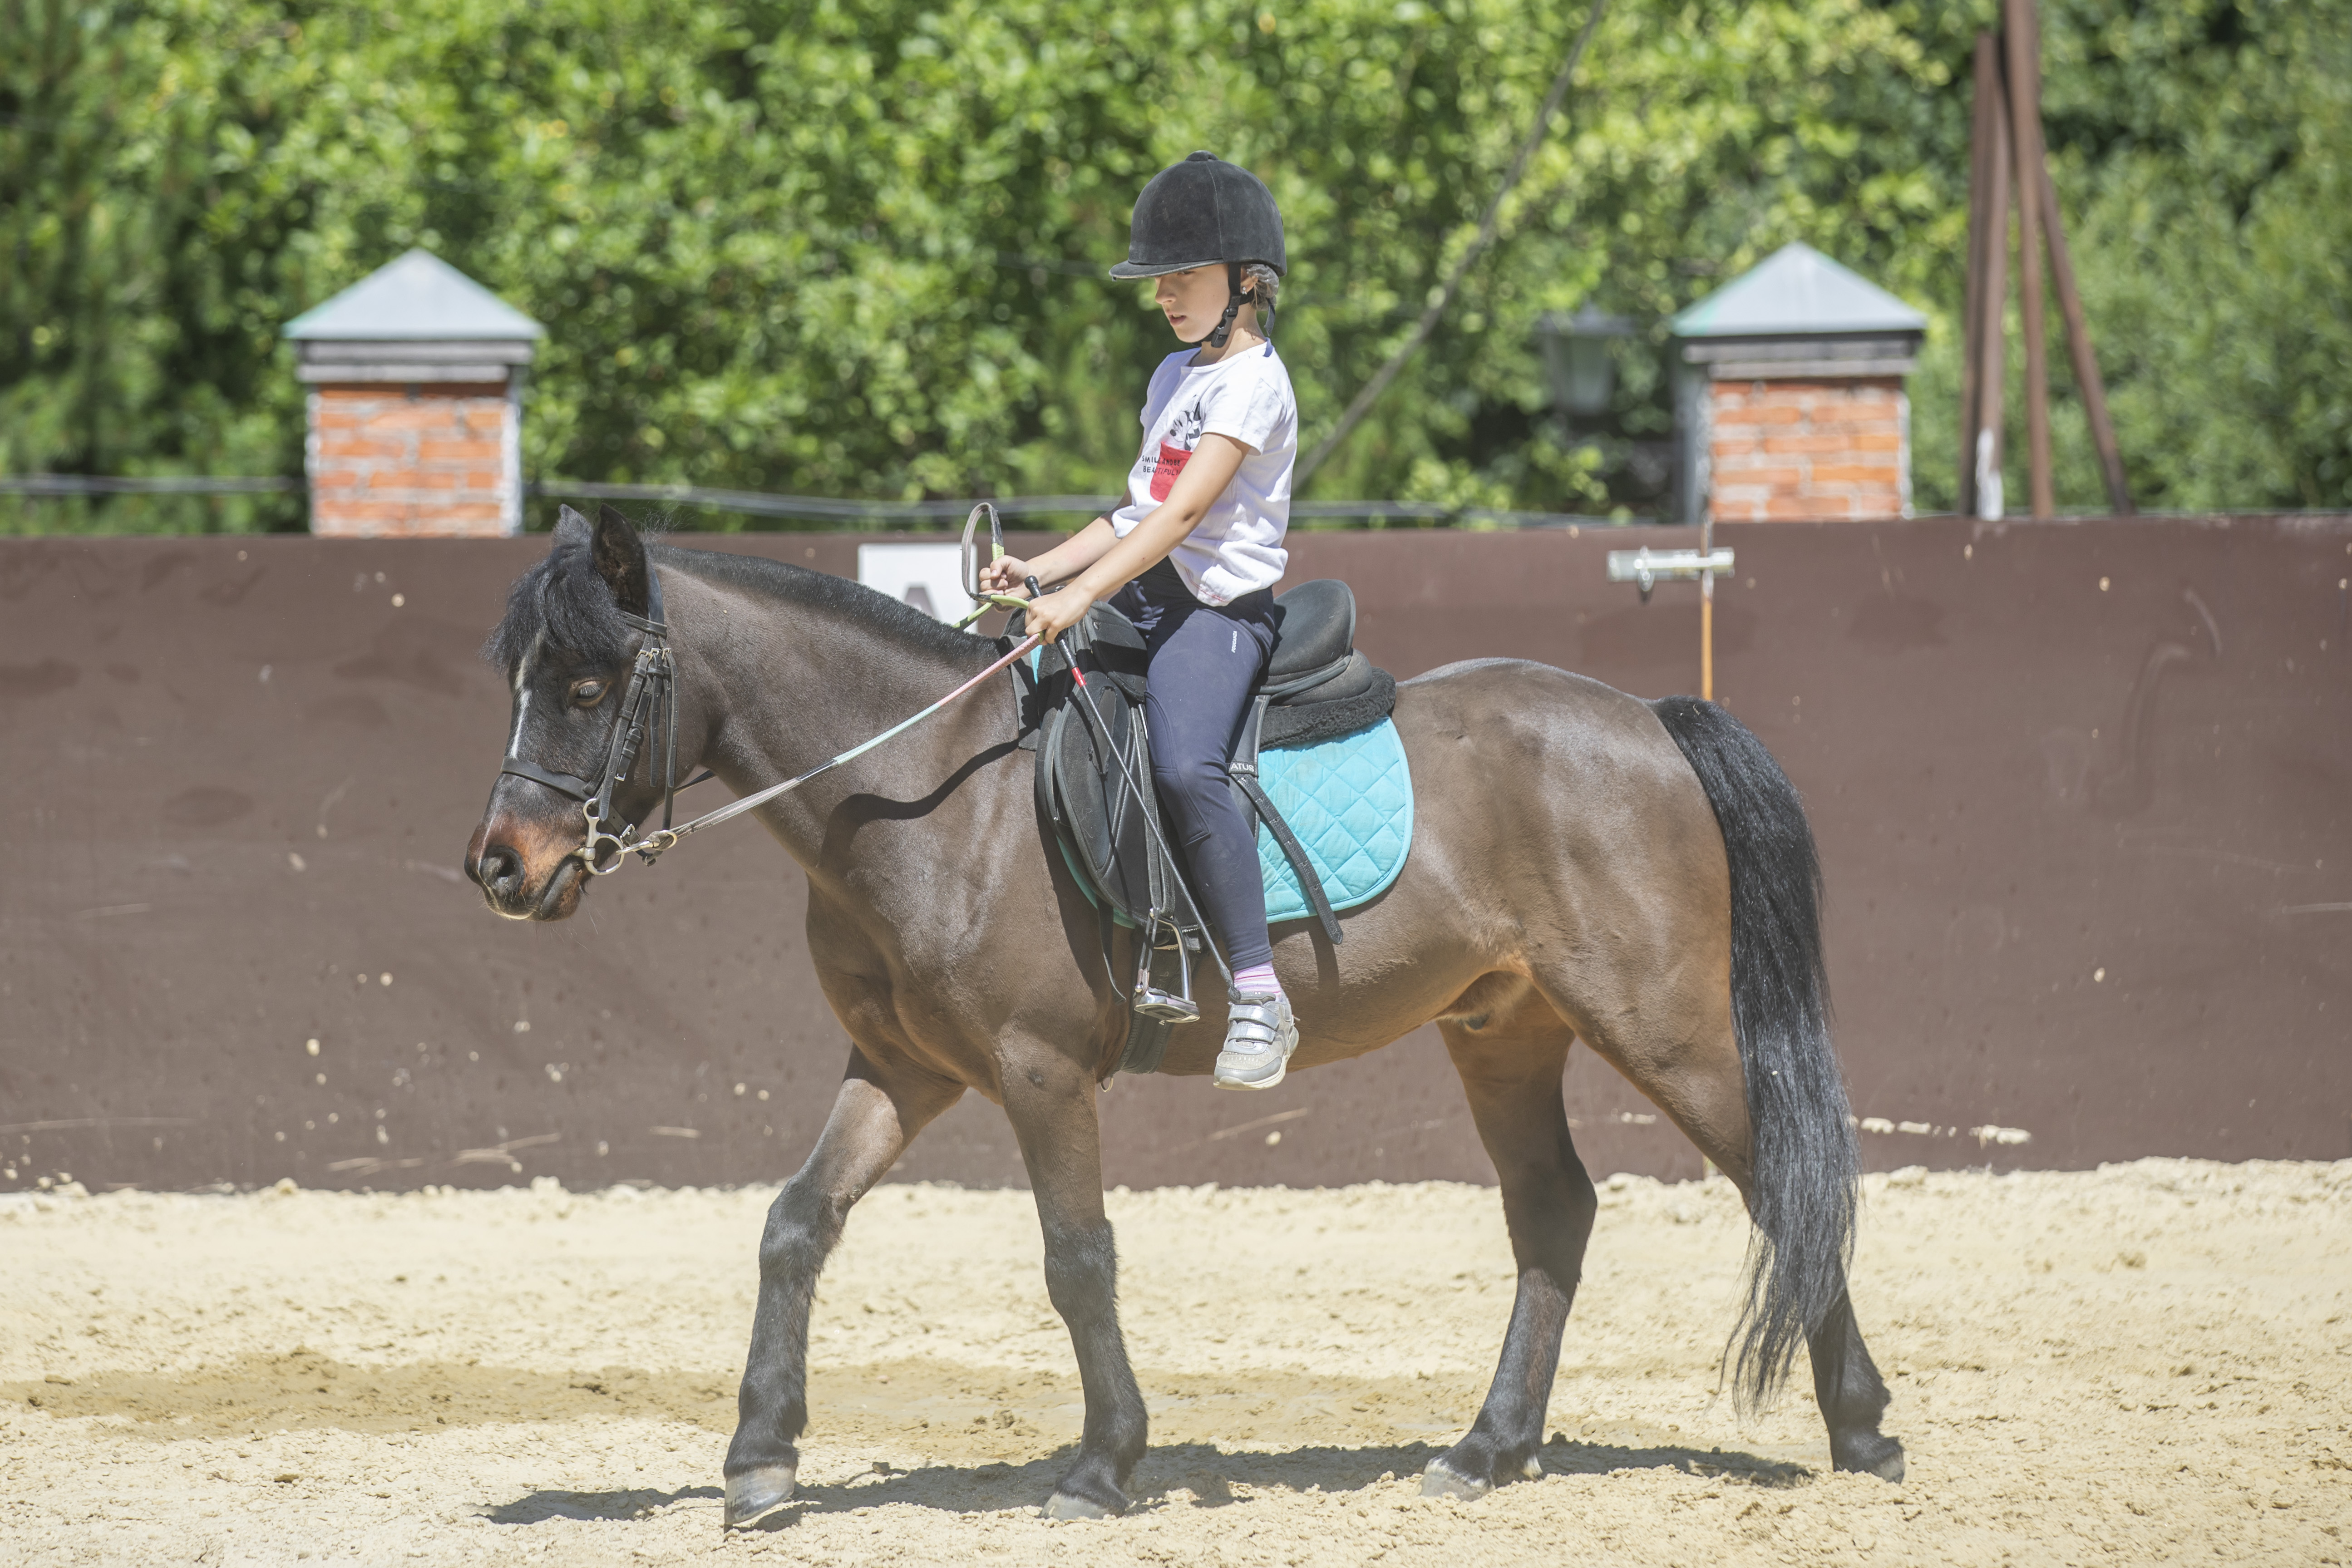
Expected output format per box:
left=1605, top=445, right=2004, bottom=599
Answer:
left=1206, top=262, right=1247, bottom=349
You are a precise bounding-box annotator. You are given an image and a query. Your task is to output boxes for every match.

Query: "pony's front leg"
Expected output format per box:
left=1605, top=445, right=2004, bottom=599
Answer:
left=1001, top=1045, right=1149, bottom=1519
left=723, top=1060, right=960, bottom=1529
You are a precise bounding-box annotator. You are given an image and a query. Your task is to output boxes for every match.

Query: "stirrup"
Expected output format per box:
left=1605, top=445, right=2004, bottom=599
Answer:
left=1133, top=918, right=1199, bottom=1023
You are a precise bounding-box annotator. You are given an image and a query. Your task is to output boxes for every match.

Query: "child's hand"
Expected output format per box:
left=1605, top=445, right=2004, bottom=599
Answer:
left=977, top=556, right=1030, bottom=595
left=1025, top=583, right=1096, bottom=645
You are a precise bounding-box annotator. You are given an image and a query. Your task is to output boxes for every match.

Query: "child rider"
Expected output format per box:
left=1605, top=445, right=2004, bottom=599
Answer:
left=980, top=151, right=1300, bottom=1091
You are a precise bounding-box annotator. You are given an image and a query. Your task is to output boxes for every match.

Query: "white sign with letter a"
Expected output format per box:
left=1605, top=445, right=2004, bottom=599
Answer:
left=856, top=542, right=968, bottom=623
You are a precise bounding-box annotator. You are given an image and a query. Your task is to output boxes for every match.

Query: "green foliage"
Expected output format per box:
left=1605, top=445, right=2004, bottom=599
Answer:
left=2, top=0, right=2344, bottom=533
left=1, top=0, right=312, bottom=528
left=2040, top=0, right=2352, bottom=511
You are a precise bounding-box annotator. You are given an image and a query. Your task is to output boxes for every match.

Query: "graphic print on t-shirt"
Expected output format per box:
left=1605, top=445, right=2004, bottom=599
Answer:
left=1148, top=397, right=1210, bottom=501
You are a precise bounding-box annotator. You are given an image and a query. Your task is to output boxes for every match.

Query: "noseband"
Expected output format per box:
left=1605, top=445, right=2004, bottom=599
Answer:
left=498, top=566, right=692, bottom=875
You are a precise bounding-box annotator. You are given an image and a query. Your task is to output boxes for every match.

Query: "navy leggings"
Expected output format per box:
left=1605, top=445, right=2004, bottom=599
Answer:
left=1110, top=563, right=1277, bottom=972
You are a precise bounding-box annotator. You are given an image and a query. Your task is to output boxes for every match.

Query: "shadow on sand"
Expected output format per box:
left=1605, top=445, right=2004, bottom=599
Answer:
left=692, top=1435, right=1810, bottom=1532
left=483, top=1485, right=724, bottom=1524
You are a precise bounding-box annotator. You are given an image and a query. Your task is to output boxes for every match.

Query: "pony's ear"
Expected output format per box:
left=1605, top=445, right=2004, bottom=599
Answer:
left=590, top=504, right=651, bottom=618
left=553, top=504, right=591, bottom=546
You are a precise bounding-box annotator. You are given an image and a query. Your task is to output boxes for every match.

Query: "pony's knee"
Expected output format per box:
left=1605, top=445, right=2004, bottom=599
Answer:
left=758, top=1181, right=842, bottom=1278
left=1041, top=1219, right=1119, bottom=1324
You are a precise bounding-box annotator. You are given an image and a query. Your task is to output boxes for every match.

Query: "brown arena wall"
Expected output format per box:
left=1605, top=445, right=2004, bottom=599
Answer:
left=1, top=517, right=2346, bottom=1195
left=306, top=384, right=515, bottom=537
left=1709, top=377, right=1909, bottom=522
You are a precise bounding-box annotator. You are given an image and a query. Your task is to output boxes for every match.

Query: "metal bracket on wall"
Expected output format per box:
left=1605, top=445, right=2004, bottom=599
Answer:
left=1607, top=547, right=1733, bottom=604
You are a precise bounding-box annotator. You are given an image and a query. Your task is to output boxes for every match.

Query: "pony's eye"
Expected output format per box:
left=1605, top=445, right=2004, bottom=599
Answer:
left=572, top=680, right=606, bottom=706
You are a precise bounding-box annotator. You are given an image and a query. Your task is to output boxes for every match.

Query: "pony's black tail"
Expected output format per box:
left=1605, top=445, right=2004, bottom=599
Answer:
left=1649, top=695, right=1858, bottom=1413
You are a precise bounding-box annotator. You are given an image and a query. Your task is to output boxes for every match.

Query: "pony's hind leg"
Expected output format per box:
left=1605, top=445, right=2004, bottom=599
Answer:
left=1421, top=987, right=1596, bottom=1498
left=724, top=1056, right=962, bottom=1529
left=1810, top=1287, right=1904, bottom=1479
left=1630, top=1048, right=1905, bottom=1480
left=1580, top=998, right=1906, bottom=1482
left=1630, top=691, right=1902, bottom=1478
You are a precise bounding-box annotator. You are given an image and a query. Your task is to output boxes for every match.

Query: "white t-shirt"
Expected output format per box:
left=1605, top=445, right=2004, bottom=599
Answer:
left=1108, top=343, right=1296, bottom=605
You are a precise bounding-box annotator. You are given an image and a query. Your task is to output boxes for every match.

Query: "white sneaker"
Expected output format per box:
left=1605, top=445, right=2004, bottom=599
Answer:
left=1213, top=990, right=1298, bottom=1090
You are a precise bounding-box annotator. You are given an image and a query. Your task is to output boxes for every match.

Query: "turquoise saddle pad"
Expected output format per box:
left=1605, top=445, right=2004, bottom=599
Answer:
left=1055, top=716, right=1415, bottom=928
left=1255, top=716, right=1413, bottom=924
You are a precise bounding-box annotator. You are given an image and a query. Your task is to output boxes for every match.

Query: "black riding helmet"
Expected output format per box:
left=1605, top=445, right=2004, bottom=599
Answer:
left=1110, top=151, right=1286, bottom=348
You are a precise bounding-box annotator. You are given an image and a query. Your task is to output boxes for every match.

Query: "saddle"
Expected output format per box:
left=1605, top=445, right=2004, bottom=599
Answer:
left=1012, top=580, right=1399, bottom=1076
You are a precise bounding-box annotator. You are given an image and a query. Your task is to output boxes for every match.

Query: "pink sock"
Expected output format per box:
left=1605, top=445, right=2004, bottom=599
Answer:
left=1231, top=962, right=1281, bottom=997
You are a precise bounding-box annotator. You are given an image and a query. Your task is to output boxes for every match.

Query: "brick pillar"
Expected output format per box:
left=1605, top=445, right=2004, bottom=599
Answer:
left=284, top=250, right=542, bottom=537
left=305, top=380, right=521, bottom=538
left=1705, top=377, right=1911, bottom=523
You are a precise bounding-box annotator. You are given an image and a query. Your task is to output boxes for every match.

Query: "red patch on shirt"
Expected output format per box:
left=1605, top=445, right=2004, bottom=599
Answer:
left=1149, top=441, right=1193, bottom=502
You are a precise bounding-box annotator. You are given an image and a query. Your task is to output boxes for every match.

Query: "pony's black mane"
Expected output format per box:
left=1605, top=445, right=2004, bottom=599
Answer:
left=483, top=520, right=984, bottom=674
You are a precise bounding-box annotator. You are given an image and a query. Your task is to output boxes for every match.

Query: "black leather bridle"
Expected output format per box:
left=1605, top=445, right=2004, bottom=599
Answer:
left=498, top=566, right=697, bottom=875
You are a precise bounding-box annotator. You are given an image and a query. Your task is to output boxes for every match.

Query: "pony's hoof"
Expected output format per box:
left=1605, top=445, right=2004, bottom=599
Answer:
left=723, top=1465, right=798, bottom=1529
left=1833, top=1432, right=1906, bottom=1483
left=1420, top=1458, right=1492, bottom=1500
left=1044, top=1490, right=1115, bottom=1521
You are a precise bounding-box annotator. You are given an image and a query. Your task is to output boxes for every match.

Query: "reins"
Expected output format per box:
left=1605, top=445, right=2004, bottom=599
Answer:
left=619, top=629, right=1040, bottom=866
left=504, top=512, right=1040, bottom=875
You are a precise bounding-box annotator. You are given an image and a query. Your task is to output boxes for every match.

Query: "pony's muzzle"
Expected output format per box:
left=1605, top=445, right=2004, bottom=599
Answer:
left=465, top=808, right=586, bottom=921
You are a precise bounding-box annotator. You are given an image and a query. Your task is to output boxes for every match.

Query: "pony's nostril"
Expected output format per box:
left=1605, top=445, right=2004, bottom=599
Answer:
left=478, top=845, right=524, bottom=896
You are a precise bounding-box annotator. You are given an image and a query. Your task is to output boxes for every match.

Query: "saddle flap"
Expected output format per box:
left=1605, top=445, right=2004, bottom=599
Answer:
left=1074, top=602, right=1150, bottom=703
left=1035, top=605, right=1187, bottom=932
left=1050, top=692, right=1148, bottom=918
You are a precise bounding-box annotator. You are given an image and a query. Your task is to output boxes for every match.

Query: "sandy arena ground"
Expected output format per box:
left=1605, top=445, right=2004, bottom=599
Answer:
left=1, top=1159, right=2347, bottom=1567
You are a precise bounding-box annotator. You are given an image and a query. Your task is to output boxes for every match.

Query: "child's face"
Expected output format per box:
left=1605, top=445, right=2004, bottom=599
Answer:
left=1153, top=266, right=1249, bottom=345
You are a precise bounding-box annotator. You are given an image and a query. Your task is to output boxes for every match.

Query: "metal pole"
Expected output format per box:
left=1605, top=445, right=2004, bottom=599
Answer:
left=2037, top=163, right=2135, bottom=515
left=2003, top=0, right=2055, bottom=518
left=1698, top=507, right=1716, bottom=701
left=1973, top=54, right=2012, bottom=522
left=1958, top=33, right=2001, bottom=516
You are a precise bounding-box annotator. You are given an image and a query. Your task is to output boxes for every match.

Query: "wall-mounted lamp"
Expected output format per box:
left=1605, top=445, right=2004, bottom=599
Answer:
left=1534, top=302, right=1635, bottom=424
